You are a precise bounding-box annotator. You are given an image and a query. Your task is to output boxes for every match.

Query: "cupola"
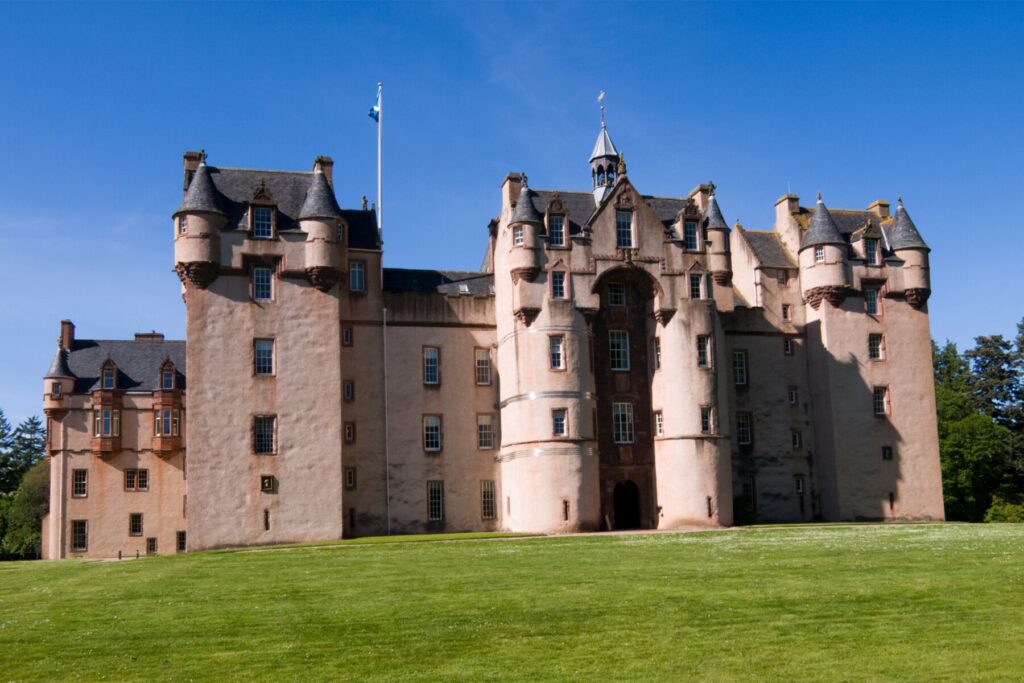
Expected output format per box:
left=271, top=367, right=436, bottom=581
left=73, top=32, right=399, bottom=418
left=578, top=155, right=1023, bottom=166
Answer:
left=590, top=120, right=620, bottom=206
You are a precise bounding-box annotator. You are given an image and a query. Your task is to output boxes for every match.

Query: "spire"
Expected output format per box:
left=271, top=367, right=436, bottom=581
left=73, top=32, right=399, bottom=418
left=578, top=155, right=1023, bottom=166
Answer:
left=175, top=162, right=225, bottom=216
left=511, top=175, right=543, bottom=224
left=703, top=193, right=729, bottom=231
left=888, top=196, right=929, bottom=251
left=590, top=121, right=619, bottom=162
left=800, top=193, right=846, bottom=250
left=298, top=168, right=343, bottom=221
left=44, top=348, right=73, bottom=380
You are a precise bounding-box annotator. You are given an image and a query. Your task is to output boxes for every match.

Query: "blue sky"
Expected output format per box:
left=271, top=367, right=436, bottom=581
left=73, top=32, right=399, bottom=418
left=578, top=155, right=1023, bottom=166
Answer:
left=1, top=1, right=1021, bottom=423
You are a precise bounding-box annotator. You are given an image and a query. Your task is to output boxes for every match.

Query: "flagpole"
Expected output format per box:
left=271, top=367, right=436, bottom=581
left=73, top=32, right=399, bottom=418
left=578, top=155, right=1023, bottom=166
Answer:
left=374, top=81, right=391, bottom=536
left=377, top=81, right=383, bottom=242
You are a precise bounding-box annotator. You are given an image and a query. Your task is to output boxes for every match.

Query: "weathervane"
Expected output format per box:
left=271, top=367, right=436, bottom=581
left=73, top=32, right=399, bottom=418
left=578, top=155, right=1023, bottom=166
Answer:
left=598, top=90, right=606, bottom=126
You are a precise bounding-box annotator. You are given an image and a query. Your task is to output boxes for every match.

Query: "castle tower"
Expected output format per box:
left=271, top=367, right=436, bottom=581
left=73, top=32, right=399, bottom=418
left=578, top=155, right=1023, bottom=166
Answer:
left=299, top=160, right=346, bottom=292
left=798, top=194, right=851, bottom=309
left=704, top=192, right=733, bottom=287
left=590, top=120, right=620, bottom=205
left=173, top=157, right=227, bottom=290
left=889, top=197, right=931, bottom=308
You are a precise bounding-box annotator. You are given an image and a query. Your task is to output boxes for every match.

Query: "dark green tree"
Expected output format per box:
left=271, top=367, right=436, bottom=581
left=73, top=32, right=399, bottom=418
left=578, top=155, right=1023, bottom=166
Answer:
left=0, top=415, right=45, bottom=493
left=1, top=460, right=49, bottom=558
left=965, top=334, right=1020, bottom=426
left=940, top=413, right=1013, bottom=521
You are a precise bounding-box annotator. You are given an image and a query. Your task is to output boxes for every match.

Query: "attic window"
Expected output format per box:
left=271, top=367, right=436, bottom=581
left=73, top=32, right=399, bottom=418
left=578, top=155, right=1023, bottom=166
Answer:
left=162, top=370, right=174, bottom=390
left=252, top=206, right=274, bottom=239
left=865, top=238, right=879, bottom=265
left=102, top=366, right=116, bottom=390
left=458, top=283, right=470, bottom=294
left=549, top=215, right=566, bottom=247
left=684, top=221, right=698, bottom=250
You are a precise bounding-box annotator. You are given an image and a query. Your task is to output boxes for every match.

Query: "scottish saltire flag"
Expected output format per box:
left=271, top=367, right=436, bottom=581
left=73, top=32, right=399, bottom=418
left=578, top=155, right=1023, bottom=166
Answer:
left=368, top=84, right=381, bottom=122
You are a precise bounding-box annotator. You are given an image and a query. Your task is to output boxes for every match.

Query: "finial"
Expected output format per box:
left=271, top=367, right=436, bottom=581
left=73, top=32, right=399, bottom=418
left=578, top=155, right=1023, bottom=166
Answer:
left=521, top=173, right=529, bottom=188
left=708, top=180, right=716, bottom=196
left=897, top=195, right=904, bottom=208
left=817, top=192, right=823, bottom=203
left=361, top=195, right=368, bottom=210
left=199, top=148, right=207, bottom=167
left=598, top=90, right=606, bottom=127
left=617, top=155, right=626, bottom=176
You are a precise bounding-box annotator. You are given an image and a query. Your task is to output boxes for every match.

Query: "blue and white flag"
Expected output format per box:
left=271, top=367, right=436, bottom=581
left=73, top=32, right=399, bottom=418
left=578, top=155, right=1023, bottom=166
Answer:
left=368, top=84, right=381, bottom=122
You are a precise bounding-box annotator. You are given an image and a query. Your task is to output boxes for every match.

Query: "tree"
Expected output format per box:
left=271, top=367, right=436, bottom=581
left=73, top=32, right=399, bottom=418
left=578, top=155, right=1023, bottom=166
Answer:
left=1, top=460, right=49, bottom=558
left=966, top=334, right=1021, bottom=427
left=933, top=340, right=972, bottom=399
left=0, top=415, right=45, bottom=494
left=0, top=410, right=13, bottom=493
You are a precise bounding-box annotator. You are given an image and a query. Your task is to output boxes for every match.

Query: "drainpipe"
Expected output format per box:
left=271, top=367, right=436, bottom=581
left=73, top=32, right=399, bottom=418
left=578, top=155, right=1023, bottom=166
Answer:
left=382, top=306, right=391, bottom=535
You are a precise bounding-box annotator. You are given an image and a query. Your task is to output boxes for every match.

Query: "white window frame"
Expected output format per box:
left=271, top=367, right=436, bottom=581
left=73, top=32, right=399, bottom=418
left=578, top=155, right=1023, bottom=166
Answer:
left=690, top=274, right=703, bottom=300
left=254, top=339, right=274, bottom=376
left=653, top=337, right=661, bottom=371
left=615, top=211, right=633, bottom=249
left=423, top=415, right=442, bottom=452
left=608, top=282, right=626, bottom=307
left=609, top=330, right=630, bottom=371
left=782, top=304, right=792, bottom=321
left=93, top=408, right=120, bottom=437
left=513, top=225, right=524, bottom=247
left=873, top=387, right=890, bottom=416
left=350, top=261, right=366, bottom=293
left=612, top=402, right=635, bottom=444
left=549, top=335, right=565, bottom=370
left=549, top=214, right=565, bottom=247
left=474, top=348, right=492, bottom=385
left=252, top=206, right=274, bottom=239
left=72, top=469, right=88, bottom=498
left=814, top=245, right=825, bottom=263
left=477, top=414, right=495, bottom=450
left=423, top=347, right=440, bottom=385
left=684, top=221, right=698, bottom=250
left=654, top=411, right=664, bottom=436
left=869, top=334, right=885, bottom=360
left=552, top=409, right=567, bottom=437
left=253, top=266, right=273, bottom=302
left=551, top=271, right=566, bottom=299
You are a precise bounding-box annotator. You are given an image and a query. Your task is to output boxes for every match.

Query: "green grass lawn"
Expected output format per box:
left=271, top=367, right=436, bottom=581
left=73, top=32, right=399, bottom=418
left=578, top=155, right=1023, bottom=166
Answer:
left=2, top=524, right=1023, bottom=681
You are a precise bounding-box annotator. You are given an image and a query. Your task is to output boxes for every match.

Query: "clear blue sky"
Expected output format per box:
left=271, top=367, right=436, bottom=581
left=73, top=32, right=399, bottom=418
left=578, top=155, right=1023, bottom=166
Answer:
left=1, top=1, right=1021, bottom=424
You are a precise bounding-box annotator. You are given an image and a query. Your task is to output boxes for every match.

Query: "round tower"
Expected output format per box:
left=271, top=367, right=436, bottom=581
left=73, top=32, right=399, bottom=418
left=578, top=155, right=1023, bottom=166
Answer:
left=299, top=165, right=346, bottom=292
left=703, top=192, right=732, bottom=285
left=173, top=160, right=227, bottom=289
left=798, top=193, right=850, bottom=309
left=507, top=176, right=542, bottom=284
left=888, top=197, right=931, bottom=309
left=43, top=329, right=74, bottom=419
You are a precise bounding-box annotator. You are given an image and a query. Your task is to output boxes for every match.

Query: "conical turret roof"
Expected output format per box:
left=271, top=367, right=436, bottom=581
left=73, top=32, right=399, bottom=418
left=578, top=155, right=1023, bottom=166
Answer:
left=703, top=194, right=729, bottom=231
left=590, top=122, right=619, bottom=162
left=512, top=177, right=543, bottom=224
left=298, top=169, right=343, bottom=221
left=175, top=164, right=225, bottom=216
left=44, top=349, right=74, bottom=379
left=888, top=197, right=928, bottom=251
left=800, top=194, right=846, bottom=250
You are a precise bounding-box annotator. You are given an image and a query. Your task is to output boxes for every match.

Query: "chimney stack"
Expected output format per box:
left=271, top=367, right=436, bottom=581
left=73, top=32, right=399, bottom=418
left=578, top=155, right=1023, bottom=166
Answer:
left=183, top=150, right=206, bottom=192
left=868, top=199, right=890, bottom=219
left=314, top=155, right=334, bottom=187
left=134, top=332, right=165, bottom=342
left=60, top=320, right=75, bottom=351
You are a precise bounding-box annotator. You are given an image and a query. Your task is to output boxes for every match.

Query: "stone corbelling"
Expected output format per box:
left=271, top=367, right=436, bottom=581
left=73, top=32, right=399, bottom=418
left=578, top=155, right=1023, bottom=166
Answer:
left=514, top=307, right=541, bottom=326
left=654, top=309, right=676, bottom=326
left=174, top=261, right=219, bottom=289
left=711, top=270, right=732, bottom=285
left=905, top=288, right=931, bottom=309
left=510, top=267, right=540, bottom=284
left=305, top=266, right=343, bottom=292
left=803, top=285, right=850, bottom=310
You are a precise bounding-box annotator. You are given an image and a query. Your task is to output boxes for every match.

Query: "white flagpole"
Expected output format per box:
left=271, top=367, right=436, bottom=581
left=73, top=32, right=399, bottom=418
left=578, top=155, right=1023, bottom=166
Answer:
left=377, top=81, right=383, bottom=242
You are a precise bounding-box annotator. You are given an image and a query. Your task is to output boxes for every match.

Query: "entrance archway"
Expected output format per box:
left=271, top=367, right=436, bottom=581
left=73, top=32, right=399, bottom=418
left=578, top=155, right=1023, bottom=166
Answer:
left=613, top=480, right=641, bottom=530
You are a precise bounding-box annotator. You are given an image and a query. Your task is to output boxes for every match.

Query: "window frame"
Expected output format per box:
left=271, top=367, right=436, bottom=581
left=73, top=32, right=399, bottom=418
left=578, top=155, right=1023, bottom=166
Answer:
left=782, top=303, right=792, bottom=321
left=253, top=415, right=277, bottom=454
left=476, top=414, right=495, bottom=450
left=873, top=386, right=891, bottom=416
left=129, top=512, right=144, bottom=537
left=72, top=469, right=88, bottom=498
left=548, top=214, right=566, bottom=247
left=864, top=286, right=882, bottom=316
left=690, top=274, right=703, bottom=300
left=252, top=266, right=274, bottom=302
left=792, top=430, right=802, bottom=449
left=788, top=388, right=799, bottom=406
left=349, top=261, right=367, bottom=293
left=868, top=334, right=885, bottom=361
left=422, top=346, right=441, bottom=385
left=700, top=406, right=714, bottom=435
left=253, top=338, right=275, bottom=376
left=343, top=380, right=355, bottom=401
left=71, top=520, right=88, bottom=552
left=814, top=245, right=825, bottom=263
left=474, top=348, right=492, bottom=385
left=697, top=335, right=712, bottom=369
left=481, top=480, right=497, bottom=520
left=550, top=271, right=567, bottom=300
left=654, top=410, right=664, bottom=436
left=345, top=467, right=357, bottom=489
left=684, top=221, right=699, bottom=251
left=737, top=413, right=753, bottom=446
left=552, top=408, right=567, bottom=438
left=427, top=480, right=445, bottom=522
left=93, top=408, right=121, bottom=437
left=615, top=210, right=633, bottom=249
left=549, top=335, right=565, bottom=371
left=783, top=338, right=794, bottom=355
left=607, top=282, right=627, bottom=307
left=612, top=402, right=635, bottom=444
left=864, top=238, right=880, bottom=266
left=344, top=421, right=356, bottom=444
left=608, top=330, right=630, bottom=372
left=653, top=337, right=661, bottom=371
left=251, top=205, right=275, bottom=240
left=423, top=415, right=443, bottom=453
left=512, top=225, right=525, bottom=247
left=733, top=350, right=748, bottom=386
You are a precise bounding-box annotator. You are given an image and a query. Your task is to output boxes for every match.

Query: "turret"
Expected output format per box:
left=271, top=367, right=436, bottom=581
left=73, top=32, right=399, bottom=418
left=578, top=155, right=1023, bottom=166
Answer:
left=798, top=193, right=851, bottom=309
left=173, top=154, right=227, bottom=289
left=889, top=197, right=931, bottom=308
left=703, top=192, right=732, bottom=285
left=590, top=121, right=620, bottom=205
left=508, top=175, right=542, bottom=284
left=299, top=162, right=345, bottom=292
left=43, top=323, right=75, bottom=417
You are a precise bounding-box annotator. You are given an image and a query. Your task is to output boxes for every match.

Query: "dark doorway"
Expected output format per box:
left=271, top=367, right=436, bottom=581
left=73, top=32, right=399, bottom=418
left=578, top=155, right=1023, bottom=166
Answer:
left=614, top=480, right=642, bottom=529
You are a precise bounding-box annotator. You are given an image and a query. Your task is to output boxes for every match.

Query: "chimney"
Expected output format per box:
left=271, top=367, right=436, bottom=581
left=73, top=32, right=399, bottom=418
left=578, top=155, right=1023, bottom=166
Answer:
left=501, top=172, right=524, bottom=217
left=183, top=150, right=206, bottom=192
left=134, top=332, right=165, bottom=342
left=314, top=155, right=334, bottom=187
left=774, top=193, right=800, bottom=228
left=868, top=199, right=890, bottom=219
left=60, top=320, right=75, bottom=351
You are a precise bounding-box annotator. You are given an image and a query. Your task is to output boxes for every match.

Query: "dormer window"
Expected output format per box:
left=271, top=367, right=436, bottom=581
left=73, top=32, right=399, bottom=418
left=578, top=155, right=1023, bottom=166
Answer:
left=252, top=206, right=274, bottom=239
left=101, top=364, right=116, bottom=390
left=616, top=211, right=633, bottom=249
left=162, top=370, right=174, bottom=390
left=549, top=215, right=566, bottom=247
left=864, top=238, right=879, bottom=265
left=684, top=221, right=698, bottom=250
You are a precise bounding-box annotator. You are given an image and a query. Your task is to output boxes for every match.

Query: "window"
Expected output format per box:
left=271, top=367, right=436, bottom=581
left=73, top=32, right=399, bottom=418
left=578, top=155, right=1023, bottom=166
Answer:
left=864, top=238, right=879, bottom=265
left=549, top=214, right=565, bottom=247
left=72, top=469, right=87, bottom=498
left=706, top=274, right=714, bottom=299
left=551, top=271, right=566, bottom=299
left=690, top=274, right=703, bottom=300
left=697, top=335, right=712, bottom=369
left=423, top=416, right=442, bottom=452
left=549, top=335, right=565, bottom=370
left=653, top=337, right=661, bottom=370
left=161, top=370, right=175, bottom=390
left=102, top=368, right=116, bottom=390
left=350, top=262, right=366, bottom=293
left=814, top=245, right=825, bottom=263
left=864, top=288, right=880, bottom=315
left=51, top=383, right=61, bottom=398
left=264, top=509, right=271, bottom=531
left=868, top=334, right=885, bottom=360
left=129, top=513, right=143, bottom=537
left=342, top=326, right=353, bottom=347
left=616, top=210, right=632, bottom=249
left=71, top=520, right=87, bottom=552
left=882, top=446, right=894, bottom=461
left=342, top=468, right=357, bottom=490
left=154, top=409, right=180, bottom=436
left=178, top=215, right=188, bottom=235
left=552, top=409, right=567, bottom=437
left=784, top=338, right=794, bottom=355
left=795, top=476, right=806, bottom=495
left=474, top=348, right=491, bottom=385
left=176, top=530, right=186, bottom=553
left=608, top=282, right=626, bottom=307
left=254, top=339, right=274, bottom=375
left=427, top=481, right=445, bottom=521
left=260, top=475, right=276, bottom=493
left=782, top=304, right=792, bottom=321
left=93, top=409, right=121, bottom=437
left=477, top=415, right=495, bottom=449
left=733, top=351, right=748, bottom=386
left=792, top=431, right=802, bottom=449
left=737, top=413, right=752, bottom=446
left=125, top=469, right=149, bottom=491
left=513, top=225, right=524, bottom=247
left=253, top=416, right=276, bottom=454
left=701, top=406, right=713, bottom=435
left=344, top=422, right=356, bottom=443
left=612, top=403, right=634, bottom=444
left=777, top=270, right=788, bottom=286
left=684, top=221, right=698, bottom=250
left=337, top=225, right=345, bottom=242
left=654, top=411, right=664, bottom=436
left=481, top=480, right=496, bottom=520
left=423, top=347, right=440, bottom=384
left=873, top=387, right=890, bottom=416
left=343, top=380, right=355, bottom=401
left=252, top=206, right=273, bottom=238
left=788, top=388, right=799, bottom=405
left=609, top=330, right=630, bottom=371
left=253, top=267, right=273, bottom=301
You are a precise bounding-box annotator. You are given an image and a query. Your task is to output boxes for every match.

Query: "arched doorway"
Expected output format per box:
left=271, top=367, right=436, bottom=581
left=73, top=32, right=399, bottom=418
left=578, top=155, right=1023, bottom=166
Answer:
left=614, top=480, right=642, bottom=529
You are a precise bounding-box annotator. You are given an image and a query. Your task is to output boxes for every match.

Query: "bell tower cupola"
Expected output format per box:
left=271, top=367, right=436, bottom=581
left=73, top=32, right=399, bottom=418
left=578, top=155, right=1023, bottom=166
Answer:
left=590, top=109, right=621, bottom=206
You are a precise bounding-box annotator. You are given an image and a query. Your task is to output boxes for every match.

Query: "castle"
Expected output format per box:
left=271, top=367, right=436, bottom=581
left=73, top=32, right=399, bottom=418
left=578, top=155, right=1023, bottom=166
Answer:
left=41, top=122, right=945, bottom=558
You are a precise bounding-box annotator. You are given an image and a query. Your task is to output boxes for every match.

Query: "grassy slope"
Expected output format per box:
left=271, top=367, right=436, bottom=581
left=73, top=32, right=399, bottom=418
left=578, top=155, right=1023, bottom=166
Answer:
left=1, top=524, right=1023, bottom=682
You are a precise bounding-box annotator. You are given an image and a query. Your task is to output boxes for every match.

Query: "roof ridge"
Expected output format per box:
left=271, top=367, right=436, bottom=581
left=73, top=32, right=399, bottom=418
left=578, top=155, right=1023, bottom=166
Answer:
left=210, top=166, right=313, bottom=176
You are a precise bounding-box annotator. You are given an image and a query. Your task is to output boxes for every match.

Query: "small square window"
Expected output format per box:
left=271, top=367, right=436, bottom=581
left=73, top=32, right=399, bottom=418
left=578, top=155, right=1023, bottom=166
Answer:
left=253, top=206, right=274, bottom=239
left=608, top=282, right=626, bottom=307
left=552, top=409, right=567, bottom=437
left=350, top=262, right=366, bottom=293
left=344, top=422, right=356, bottom=443
left=882, top=446, right=894, bottom=461
left=551, top=272, right=566, bottom=299
left=260, top=475, right=276, bottom=493
left=345, top=467, right=357, bottom=489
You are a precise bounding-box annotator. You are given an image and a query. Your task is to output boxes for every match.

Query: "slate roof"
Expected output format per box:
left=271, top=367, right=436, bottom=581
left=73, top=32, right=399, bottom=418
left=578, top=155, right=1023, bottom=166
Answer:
left=511, top=186, right=543, bottom=224
left=383, top=269, right=494, bottom=296
left=180, top=166, right=380, bottom=249
left=47, top=340, right=186, bottom=394
left=799, top=198, right=847, bottom=250
left=590, top=123, right=619, bottom=161
left=528, top=189, right=690, bottom=236
left=703, top=195, right=729, bottom=231
left=44, top=349, right=73, bottom=379
left=298, top=170, right=343, bottom=221
left=888, top=199, right=928, bottom=250
left=743, top=230, right=797, bottom=268
left=175, top=164, right=225, bottom=216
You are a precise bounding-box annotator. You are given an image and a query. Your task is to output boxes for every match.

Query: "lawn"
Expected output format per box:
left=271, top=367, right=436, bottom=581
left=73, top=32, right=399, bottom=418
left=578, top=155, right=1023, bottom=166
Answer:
left=1, top=524, right=1023, bottom=681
